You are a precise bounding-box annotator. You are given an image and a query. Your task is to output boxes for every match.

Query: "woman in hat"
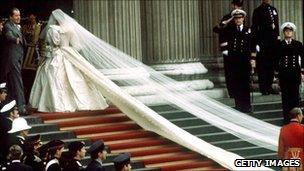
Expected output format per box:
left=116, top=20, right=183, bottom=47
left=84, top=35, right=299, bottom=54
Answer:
left=274, top=22, right=304, bottom=124
left=63, top=141, right=86, bottom=171
left=45, top=140, right=65, bottom=171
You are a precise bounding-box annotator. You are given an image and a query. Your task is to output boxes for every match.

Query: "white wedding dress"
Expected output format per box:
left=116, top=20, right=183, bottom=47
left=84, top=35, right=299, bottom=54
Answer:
left=29, top=25, right=108, bottom=112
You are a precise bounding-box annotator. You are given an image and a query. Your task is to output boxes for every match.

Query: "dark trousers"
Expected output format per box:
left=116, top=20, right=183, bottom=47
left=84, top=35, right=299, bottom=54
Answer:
left=256, top=46, right=275, bottom=93
left=224, top=56, right=251, bottom=112
left=7, top=65, right=26, bottom=112
left=223, top=55, right=235, bottom=98
left=280, top=79, right=300, bottom=124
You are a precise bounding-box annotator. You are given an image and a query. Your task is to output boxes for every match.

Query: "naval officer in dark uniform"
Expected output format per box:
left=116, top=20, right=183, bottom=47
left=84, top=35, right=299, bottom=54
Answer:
left=251, top=0, right=280, bottom=95
left=213, top=0, right=243, bottom=98
left=220, top=9, right=253, bottom=113
left=0, top=100, right=19, bottom=163
left=275, top=22, right=304, bottom=124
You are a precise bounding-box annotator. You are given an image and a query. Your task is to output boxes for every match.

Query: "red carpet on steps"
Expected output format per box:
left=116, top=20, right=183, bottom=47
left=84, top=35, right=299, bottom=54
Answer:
left=33, top=107, right=227, bottom=171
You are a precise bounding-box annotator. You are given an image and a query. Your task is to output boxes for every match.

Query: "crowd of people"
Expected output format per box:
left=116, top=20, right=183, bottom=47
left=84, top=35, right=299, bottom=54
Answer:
left=0, top=83, right=131, bottom=171
left=213, top=0, right=304, bottom=124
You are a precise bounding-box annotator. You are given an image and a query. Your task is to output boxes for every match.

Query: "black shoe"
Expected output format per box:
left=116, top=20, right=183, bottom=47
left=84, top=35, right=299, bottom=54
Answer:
left=268, top=88, right=279, bottom=95
left=261, top=91, right=270, bottom=95
left=240, top=108, right=253, bottom=113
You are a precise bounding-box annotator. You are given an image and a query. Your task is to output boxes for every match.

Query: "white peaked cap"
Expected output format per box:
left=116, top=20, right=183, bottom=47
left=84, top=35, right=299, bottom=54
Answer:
left=8, top=117, right=32, bottom=133
left=0, top=82, right=6, bottom=89
left=281, top=22, right=296, bottom=32
left=0, top=100, right=16, bottom=113
left=231, top=9, right=246, bottom=17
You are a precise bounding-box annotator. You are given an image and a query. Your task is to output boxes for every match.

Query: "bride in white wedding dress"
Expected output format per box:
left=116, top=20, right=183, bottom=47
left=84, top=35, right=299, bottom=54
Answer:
left=29, top=16, right=108, bottom=112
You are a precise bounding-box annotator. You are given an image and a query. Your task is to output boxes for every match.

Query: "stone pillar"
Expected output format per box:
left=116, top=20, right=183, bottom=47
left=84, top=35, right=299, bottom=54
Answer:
left=141, top=0, right=202, bottom=64
left=73, top=0, right=142, bottom=61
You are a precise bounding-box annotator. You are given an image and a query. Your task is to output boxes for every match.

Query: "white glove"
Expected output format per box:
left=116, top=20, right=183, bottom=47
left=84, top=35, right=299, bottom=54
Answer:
left=222, top=50, right=228, bottom=56
left=256, top=45, right=260, bottom=52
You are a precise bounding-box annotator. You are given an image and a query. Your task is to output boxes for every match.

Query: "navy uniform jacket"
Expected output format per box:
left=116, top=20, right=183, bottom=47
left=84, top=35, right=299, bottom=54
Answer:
left=46, top=158, right=62, bottom=171
left=251, top=3, right=280, bottom=48
left=86, top=160, right=105, bottom=171
left=63, top=159, right=85, bottom=171
left=275, top=40, right=304, bottom=84
left=221, top=25, right=252, bottom=59
left=0, top=117, right=12, bottom=160
left=23, top=154, right=45, bottom=171
left=8, top=135, right=25, bottom=151
left=6, top=160, right=33, bottom=171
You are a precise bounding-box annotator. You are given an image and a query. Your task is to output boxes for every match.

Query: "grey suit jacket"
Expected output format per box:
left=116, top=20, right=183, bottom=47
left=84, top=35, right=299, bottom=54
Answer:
left=3, top=20, right=26, bottom=73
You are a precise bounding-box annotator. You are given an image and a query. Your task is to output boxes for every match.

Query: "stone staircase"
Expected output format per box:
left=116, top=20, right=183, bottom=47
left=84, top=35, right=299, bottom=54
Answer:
left=25, top=107, right=226, bottom=171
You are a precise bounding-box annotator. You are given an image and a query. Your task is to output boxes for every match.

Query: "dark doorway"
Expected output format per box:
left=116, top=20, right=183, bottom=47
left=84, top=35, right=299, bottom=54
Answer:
left=0, top=0, right=73, bottom=21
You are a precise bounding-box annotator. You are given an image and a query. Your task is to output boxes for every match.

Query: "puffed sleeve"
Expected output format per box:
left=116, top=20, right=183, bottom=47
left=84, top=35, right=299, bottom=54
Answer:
left=46, top=26, right=61, bottom=46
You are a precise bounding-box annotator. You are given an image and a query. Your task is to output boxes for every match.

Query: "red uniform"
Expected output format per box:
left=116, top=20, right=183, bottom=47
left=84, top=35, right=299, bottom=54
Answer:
left=278, top=121, right=304, bottom=171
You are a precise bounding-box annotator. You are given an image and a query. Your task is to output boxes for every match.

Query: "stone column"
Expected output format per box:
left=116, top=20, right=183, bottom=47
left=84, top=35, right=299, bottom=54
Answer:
left=73, top=0, right=142, bottom=61
left=141, top=0, right=202, bottom=64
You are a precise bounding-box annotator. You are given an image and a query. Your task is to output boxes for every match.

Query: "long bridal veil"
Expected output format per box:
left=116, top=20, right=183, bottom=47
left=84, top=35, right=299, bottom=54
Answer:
left=40, top=9, right=279, bottom=170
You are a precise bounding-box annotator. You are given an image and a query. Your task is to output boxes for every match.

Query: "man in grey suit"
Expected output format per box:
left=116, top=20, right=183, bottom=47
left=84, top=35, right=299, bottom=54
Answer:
left=3, top=8, right=27, bottom=115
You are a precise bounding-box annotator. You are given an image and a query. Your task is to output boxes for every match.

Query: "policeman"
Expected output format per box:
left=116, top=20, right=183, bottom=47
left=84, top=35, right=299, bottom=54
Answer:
left=213, top=0, right=243, bottom=98
left=251, top=0, right=280, bottom=95
left=86, top=140, right=107, bottom=171
left=113, top=153, right=131, bottom=171
left=63, top=141, right=86, bottom=171
left=220, top=9, right=253, bottom=113
left=275, top=22, right=304, bottom=124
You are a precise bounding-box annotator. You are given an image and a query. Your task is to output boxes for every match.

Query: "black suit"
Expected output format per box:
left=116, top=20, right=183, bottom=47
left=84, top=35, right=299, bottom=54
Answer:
left=3, top=20, right=26, bottom=113
left=6, top=160, right=33, bottom=171
left=275, top=40, right=304, bottom=124
left=86, top=160, right=105, bottom=171
left=251, top=3, right=280, bottom=94
left=8, top=135, right=25, bottom=151
left=221, top=25, right=252, bottom=112
left=0, top=30, right=6, bottom=82
left=23, top=154, right=45, bottom=171
left=63, top=159, right=85, bottom=171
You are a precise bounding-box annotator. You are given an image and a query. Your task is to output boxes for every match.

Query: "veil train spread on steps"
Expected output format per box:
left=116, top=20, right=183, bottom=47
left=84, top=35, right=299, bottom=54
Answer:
left=30, top=9, right=279, bottom=170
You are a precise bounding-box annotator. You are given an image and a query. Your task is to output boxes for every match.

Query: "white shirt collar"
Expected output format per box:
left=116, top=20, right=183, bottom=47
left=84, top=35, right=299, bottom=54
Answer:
left=11, top=160, right=20, bottom=163
left=238, top=24, right=244, bottom=31
left=285, top=39, right=292, bottom=44
left=17, top=135, right=25, bottom=141
left=95, top=159, right=103, bottom=165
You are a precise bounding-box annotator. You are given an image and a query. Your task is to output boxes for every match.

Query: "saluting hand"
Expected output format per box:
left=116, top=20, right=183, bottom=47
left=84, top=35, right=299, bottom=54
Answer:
left=222, top=17, right=234, bottom=25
